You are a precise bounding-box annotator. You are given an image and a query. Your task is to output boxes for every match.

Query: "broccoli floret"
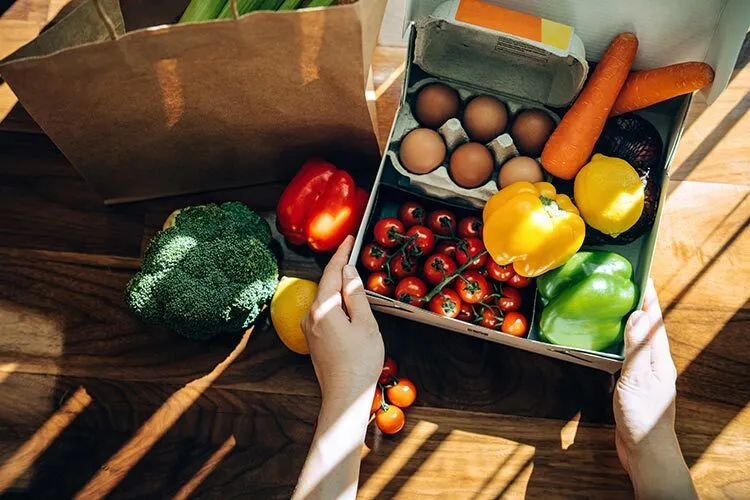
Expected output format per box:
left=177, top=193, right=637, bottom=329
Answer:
left=125, top=203, right=278, bottom=340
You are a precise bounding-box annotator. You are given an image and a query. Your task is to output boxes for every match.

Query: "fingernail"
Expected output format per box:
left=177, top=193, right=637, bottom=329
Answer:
left=627, top=311, right=645, bottom=329
left=343, top=264, right=359, bottom=279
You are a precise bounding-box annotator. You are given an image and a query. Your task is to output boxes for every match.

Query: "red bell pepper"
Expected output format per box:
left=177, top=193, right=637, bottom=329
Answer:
left=277, top=159, right=369, bottom=252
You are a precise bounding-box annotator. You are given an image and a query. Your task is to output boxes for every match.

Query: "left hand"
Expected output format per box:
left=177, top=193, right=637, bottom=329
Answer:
left=302, top=235, right=385, bottom=404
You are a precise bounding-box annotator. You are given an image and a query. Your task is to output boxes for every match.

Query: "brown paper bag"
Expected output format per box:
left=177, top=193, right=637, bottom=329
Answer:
left=0, top=0, right=386, bottom=203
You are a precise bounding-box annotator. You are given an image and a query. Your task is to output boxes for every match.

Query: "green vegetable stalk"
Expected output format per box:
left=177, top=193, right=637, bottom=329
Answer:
left=277, top=0, right=304, bottom=9
left=537, top=251, right=638, bottom=352
left=305, top=0, right=336, bottom=7
left=179, top=0, right=229, bottom=23
left=216, top=0, right=261, bottom=18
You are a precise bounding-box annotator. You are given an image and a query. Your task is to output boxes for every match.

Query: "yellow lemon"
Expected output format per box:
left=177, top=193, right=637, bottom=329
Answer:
left=574, top=154, right=645, bottom=237
left=270, top=277, right=317, bottom=355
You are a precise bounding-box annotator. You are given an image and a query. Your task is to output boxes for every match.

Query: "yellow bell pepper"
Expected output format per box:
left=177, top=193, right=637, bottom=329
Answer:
left=482, top=181, right=585, bottom=277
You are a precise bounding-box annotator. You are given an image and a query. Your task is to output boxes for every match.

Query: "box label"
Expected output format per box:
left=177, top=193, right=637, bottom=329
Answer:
left=455, top=0, right=572, bottom=51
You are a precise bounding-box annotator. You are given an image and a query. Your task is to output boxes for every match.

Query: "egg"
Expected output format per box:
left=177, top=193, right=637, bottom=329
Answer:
left=498, top=156, right=543, bottom=188
left=399, top=128, right=446, bottom=174
left=415, top=83, right=460, bottom=128
left=449, top=142, right=494, bottom=188
left=511, top=109, right=555, bottom=157
left=463, top=95, right=508, bottom=143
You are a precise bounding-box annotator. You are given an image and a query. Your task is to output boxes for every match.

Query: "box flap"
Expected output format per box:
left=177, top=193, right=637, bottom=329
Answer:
left=412, top=1, right=588, bottom=107
left=406, top=0, right=750, bottom=104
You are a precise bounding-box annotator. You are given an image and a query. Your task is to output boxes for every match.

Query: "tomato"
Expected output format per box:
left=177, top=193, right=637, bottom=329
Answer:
left=374, top=217, right=405, bottom=248
left=455, top=238, right=487, bottom=269
left=360, top=243, right=388, bottom=271
left=429, top=288, right=462, bottom=318
left=436, top=240, right=459, bottom=260
left=376, top=405, right=405, bottom=435
left=497, top=286, right=522, bottom=312
left=390, top=252, right=418, bottom=279
left=405, top=225, right=436, bottom=257
left=395, top=277, right=428, bottom=308
left=501, top=311, right=528, bottom=337
left=398, top=202, right=426, bottom=228
left=508, top=270, right=532, bottom=289
left=366, top=272, right=394, bottom=297
left=457, top=301, right=475, bottom=322
left=379, top=357, right=398, bottom=385
left=386, top=378, right=417, bottom=408
left=422, top=253, right=458, bottom=286
left=457, top=216, right=483, bottom=239
left=479, top=306, right=501, bottom=330
left=453, top=270, right=490, bottom=304
left=485, top=260, right=514, bottom=282
left=371, top=387, right=383, bottom=413
left=427, top=209, right=457, bottom=236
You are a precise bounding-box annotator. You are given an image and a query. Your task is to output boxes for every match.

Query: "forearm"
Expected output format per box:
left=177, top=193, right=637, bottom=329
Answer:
left=629, top=433, right=697, bottom=500
left=293, top=386, right=374, bottom=500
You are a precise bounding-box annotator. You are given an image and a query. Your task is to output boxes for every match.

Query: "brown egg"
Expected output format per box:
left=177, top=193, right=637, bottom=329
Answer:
left=463, top=95, right=508, bottom=143
left=415, top=83, right=460, bottom=128
left=449, top=142, right=494, bottom=188
left=399, top=128, right=446, bottom=174
left=498, top=156, right=543, bottom=188
left=511, top=109, right=556, bottom=157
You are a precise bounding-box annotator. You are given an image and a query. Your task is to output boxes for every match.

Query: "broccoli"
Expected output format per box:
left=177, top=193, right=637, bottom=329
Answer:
left=125, top=202, right=278, bottom=340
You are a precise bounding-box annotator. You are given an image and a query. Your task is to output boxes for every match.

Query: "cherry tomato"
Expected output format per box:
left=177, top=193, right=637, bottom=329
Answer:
left=379, top=357, right=398, bottom=385
left=457, top=301, right=475, bottom=322
left=479, top=306, right=501, bottom=330
left=436, top=240, right=459, bottom=260
left=390, top=252, right=418, bottom=279
left=376, top=405, right=405, bottom=435
left=374, top=217, right=405, bottom=248
left=453, top=270, right=490, bottom=304
left=427, top=209, right=457, bottom=236
left=366, top=272, right=394, bottom=297
left=501, top=311, right=528, bottom=337
left=371, top=387, right=383, bottom=413
left=386, top=378, right=417, bottom=408
left=395, top=277, right=428, bottom=308
left=405, top=225, right=436, bottom=257
left=485, top=260, right=514, bottom=282
left=508, top=269, right=532, bottom=289
left=497, top=286, right=522, bottom=312
left=422, top=253, right=458, bottom=286
left=398, top=202, right=426, bottom=228
left=457, top=216, right=483, bottom=239
left=360, top=243, right=388, bottom=271
left=429, top=288, right=462, bottom=318
left=455, top=238, right=487, bottom=269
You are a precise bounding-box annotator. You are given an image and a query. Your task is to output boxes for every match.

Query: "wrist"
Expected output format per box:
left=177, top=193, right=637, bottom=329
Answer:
left=628, top=431, right=695, bottom=499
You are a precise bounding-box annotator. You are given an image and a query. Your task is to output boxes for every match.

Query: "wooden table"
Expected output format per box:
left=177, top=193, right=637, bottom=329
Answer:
left=1, top=3, right=748, bottom=498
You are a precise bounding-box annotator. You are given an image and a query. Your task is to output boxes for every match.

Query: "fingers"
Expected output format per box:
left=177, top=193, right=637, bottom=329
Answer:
left=643, top=279, right=677, bottom=380
left=342, top=264, right=374, bottom=324
left=317, top=235, right=355, bottom=298
left=622, top=310, right=652, bottom=376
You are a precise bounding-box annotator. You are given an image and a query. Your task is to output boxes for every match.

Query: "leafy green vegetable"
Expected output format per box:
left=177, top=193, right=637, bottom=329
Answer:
left=179, top=0, right=228, bottom=23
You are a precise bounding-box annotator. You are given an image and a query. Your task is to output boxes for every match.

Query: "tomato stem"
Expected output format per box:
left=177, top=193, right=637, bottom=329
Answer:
left=425, top=250, right=488, bottom=301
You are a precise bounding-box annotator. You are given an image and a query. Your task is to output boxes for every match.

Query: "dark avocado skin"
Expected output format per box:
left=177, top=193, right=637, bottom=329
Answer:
left=589, top=113, right=664, bottom=244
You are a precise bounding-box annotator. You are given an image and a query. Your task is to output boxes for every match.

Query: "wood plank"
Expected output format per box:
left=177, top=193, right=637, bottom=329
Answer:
left=0, top=372, right=746, bottom=499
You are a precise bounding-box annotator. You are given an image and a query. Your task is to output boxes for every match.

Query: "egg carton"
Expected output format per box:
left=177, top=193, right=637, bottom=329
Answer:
left=386, top=77, right=560, bottom=208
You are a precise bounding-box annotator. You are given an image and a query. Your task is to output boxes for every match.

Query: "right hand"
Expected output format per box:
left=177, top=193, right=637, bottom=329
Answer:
left=301, top=235, right=385, bottom=405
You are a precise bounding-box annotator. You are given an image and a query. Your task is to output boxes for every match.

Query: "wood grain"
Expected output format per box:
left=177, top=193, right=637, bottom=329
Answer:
left=0, top=2, right=748, bottom=499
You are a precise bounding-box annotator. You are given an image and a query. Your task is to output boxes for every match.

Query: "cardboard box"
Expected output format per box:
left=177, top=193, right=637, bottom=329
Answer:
left=350, top=0, right=750, bottom=372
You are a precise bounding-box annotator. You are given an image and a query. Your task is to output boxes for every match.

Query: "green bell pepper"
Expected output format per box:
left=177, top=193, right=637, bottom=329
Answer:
left=537, top=251, right=638, bottom=352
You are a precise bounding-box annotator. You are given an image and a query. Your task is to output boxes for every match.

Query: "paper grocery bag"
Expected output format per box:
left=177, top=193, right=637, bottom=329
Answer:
left=0, top=0, right=386, bottom=203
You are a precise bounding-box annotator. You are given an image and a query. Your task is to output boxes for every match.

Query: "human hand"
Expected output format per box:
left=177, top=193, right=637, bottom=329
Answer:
left=614, top=278, right=695, bottom=499
left=302, top=235, right=384, bottom=405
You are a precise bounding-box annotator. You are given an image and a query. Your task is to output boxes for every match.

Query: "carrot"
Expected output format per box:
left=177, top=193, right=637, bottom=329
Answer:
left=611, top=62, right=714, bottom=116
left=541, top=33, right=638, bottom=180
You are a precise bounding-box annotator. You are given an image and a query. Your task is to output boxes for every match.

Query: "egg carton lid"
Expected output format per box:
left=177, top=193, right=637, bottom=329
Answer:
left=412, top=0, right=588, bottom=108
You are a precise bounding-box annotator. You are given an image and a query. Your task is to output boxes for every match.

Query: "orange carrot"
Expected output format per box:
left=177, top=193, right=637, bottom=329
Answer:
left=541, top=33, right=638, bottom=180
left=611, top=62, right=714, bottom=116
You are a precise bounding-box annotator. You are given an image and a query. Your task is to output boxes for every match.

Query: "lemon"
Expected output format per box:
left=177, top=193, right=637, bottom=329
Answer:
left=270, top=277, right=317, bottom=355
left=574, top=154, right=645, bottom=237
